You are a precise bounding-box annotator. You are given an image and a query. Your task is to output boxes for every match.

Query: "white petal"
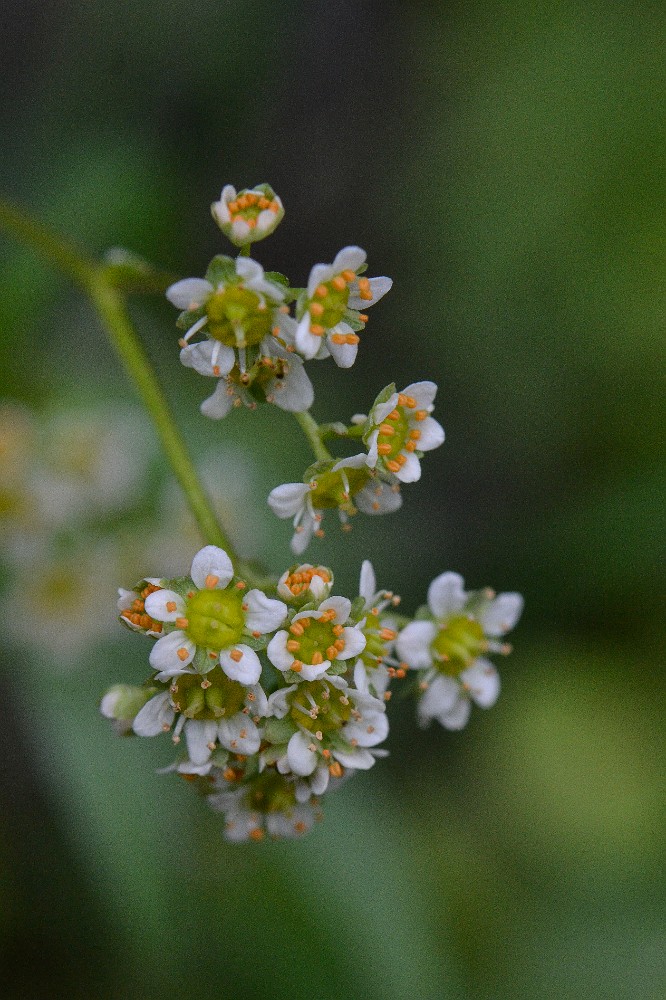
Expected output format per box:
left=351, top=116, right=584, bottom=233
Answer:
left=326, top=329, right=358, bottom=368
left=268, top=482, right=309, bottom=518
left=461, top=659, right=501, bottom=708
left=180, top=340, right=234, bottom=377
left=298, top=660, right=331, bottom=681
left=166, top=278, right=213, bottom=310
left=271, top=361, right=314, bottom=412
left=267, top=631, right=293, bottom=672
left=332, top=246, right=366, bottom=273
left=416, top=416, right=445, bottom=451
left=132, top=693, right=174, bottom=737
left=403, top=381, right=438, bottom=409
left=267, top=683, right=297, bottom=717
left=190, top=545, right=234, bottom=590
left=306, top=263, right=334, bottom=298
left=394, top=452, right=421, bottom=483
left=317, top=596, right=352, bottom=623
left=310, top=764, right=330, bottom=796
left=438, top=696, right=472, bottom=731
left=343, top=710, right=388, bottom=747
left=395, top=621, right=436, bottom=669
left=291, top=516, right=315, bottom=555
left=200, top=381, right=235, bottom=420
left=218, top=713, right=261, bottom=754
left=427, top=572, right=467, bottom=620
left=355, top=481, right=403, bottom=515
left=365, top=429, right=379, bottom=468
left=149, top=631, right=195, bottom=672
left=359, top=560, right=376, bottom=605
left=185, top=719, right=218, bottom=764
left=231, top=218, right=251, bottom=242
left=244, top=590, right=287, bottom=634
left=347, top=275, right=392, bottom=310
left=144, top=589, right=185, bottom=623
left=478, top=593, right=524, bottom=636
left=219, top=644, right=262, bottom=685
left=287, top=731, right=318, bottom=776
left=332, top=453, right=368, bottom=473
left=336, top=625, right=366, bottom=660
left=295, top=314, right=322, bottom=360
left=418, top=675, right=459, bottom=722
left=371, top=395, right=400, bottom=425
left=332, top=746, right=376, bottom=770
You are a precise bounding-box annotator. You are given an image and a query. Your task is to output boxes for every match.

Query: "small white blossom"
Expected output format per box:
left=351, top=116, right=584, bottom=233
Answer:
left=141, top=545, right=286, bottom=684
left=365, top=382, right=445, bottom=483
left=211, top=184, right=284, bottom=247
left=295, top=246, right=391, bottom=367
left=267, top=596, right=366, bottom=681
left=396, top=572, right=523, bottom=730
left=352, top=560, right=402, bottom=697
left=277, top=563, right=334, bottom=603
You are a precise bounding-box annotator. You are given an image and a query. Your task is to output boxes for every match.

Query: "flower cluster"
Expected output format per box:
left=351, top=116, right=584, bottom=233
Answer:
left=100, top=183, right=524, bottom=841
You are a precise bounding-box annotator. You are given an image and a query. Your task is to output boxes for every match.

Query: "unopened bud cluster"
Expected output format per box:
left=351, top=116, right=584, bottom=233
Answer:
left=102, top=184, right=524, bottom=840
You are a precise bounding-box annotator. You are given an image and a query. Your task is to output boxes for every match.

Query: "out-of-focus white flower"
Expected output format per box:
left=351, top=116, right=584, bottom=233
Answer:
left=211, top=184, right=284, bottom=247
left=396, top=572, right=523, bottom=730
left=295, top=246, right=391, bottom=367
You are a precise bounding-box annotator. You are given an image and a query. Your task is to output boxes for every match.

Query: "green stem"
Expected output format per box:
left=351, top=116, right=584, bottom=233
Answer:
left=294, top=411, right=332, bottom=463
left=0, top=198, right=239, bottom=563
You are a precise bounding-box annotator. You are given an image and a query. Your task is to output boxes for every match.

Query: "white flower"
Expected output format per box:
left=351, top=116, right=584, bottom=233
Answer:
left=277, top=563, right=334, bottom=603
left=142, top=545, right=286, bottom=684
left=295, top=246, right=392, bottom=367
left=211, top=184, right=284, bottom=247
left=267, top=454, right=379, bottom=555
left=365, top=382, right=445, bottom=483
left=396, top=572, right=523, bottom=730
left=266, top=674, right=389, bottom=783
left=131, top=676, right=267, bottom=769
left=267, top=596, right=366, bottom=681
left=209, top=777, right=321, bottom=842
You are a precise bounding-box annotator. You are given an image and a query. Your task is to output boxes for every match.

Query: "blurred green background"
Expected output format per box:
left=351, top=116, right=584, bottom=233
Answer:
left=0, top=2, right=664, bottom=998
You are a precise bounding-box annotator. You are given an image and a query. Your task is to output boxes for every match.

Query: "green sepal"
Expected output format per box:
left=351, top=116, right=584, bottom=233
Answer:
left=261, top=741, right=289, bottom=766
left=205, top=254, right=237, bottom=286
left=240, top=633, right=270, bottom=653
left=295, top=289, right=309, bottom=319
left=264, top=270, right=289, bottom=289
left=356, top=262, right=368, bottom=275
left=303, top=459, right=332, bottom=482
left=209, top=748, right=231, bottom=768
left=326, top=662, right=348, bottom=677
left=350, top=595, right=368, bottom=621
left=343, top=310, right=365, bottom=332
left=176, top=307, right=205, bottom=331
left=160, top=575, right=193, bottom=597
left=413, top=604, right=432, bottom=621
left=263, top=717, right=296, bottom=744
left=373, top=383, right=397, bottom=408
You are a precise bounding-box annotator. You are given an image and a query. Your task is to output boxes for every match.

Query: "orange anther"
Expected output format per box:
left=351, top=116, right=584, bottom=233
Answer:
left=227, top=200, right=239, bottom=213
left=380, top=628, right=397, bottom=641
left=236, top=581, right=246, bottom=589
left=166, top=601, right=177, bottom=613
left=290, top=622, right=304, bottom=636
left=314, top=529, right=325, bottom=538
left=334, top=638, right=346, bottom=651
left=223, top=767, right=237, bottom=781
left=357, top=313, right=369, bottom=322
left=320, top=610, right=336, bottom=622
left=258, top=196, right=271, bottom=209
left=204, top=574, right=220, bottom=589
left=341, top=269, right=356, bottom=281
left=309, top=323, right=325, bottom=335
left=269, top=200, right=280, bottom=213
left=315, top=284, right=328, bottom=298
left=409, top=429, right=421, bottom=440
left=405, top=441, right=417, bottom=452
left=398, top=394, right=416, bottom=408
left=286, top=639, right=301, bottom=652
left=332, top=275, right=346, bottom=291
left=229, top=649, right=243, bottom=662
left=329, top=761, right=344, bottom=778
left=311, top=651, right=324, bottom=665
left=387, top=410, right=400, bottom=421
left=330, top=333, right=346, bottom=345
left=326, top=645, right=338, bottom=660
left=372, top=501, right=380, bottom=511
left=175, top=617, right=189, bottom=629
left=415, top=410, right=428, bottom=421
left=299, top=617, right=312, bottom=629
left=396, top=454, right=407, bottom=466
left=344, top=334, right=359, bottom=344
left=246, top=217, right=257, bottom=229
left=377, top=443, right=392, bottom=455
left=209, top=652, right=218, bottom=659
left=177, top=647, right=190, bottom=661
left=379, top=424, right=395, bottom=437
left=309, top=302, right=324, bottom=317
left=250, top=828, right=265, bottom=841
left=291, top=660, right=303, bottom=672
left=386, top=460, right=401, bottom=473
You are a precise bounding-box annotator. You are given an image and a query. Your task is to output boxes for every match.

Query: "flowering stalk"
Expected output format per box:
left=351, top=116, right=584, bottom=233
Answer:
left=0, top=198, right=238, bottom=564
left=294, top=411, right=332, bottom=463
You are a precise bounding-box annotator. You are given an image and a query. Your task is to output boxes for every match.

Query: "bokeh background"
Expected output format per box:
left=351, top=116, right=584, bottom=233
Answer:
left=0, top=2, right=664, bottom=998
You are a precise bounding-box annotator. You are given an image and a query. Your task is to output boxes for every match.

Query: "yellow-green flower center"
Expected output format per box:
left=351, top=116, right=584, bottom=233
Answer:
left=310, top=466, right=371, bottom=509
left=169, top=667, right=247, bottom=720
left=431, top=616, right=486, bottom=676
left=185, top=588, right=244, bottom=651
left=206, top=285, right=273, bottom=348
left=308, top=279, right=350, bottom=330
left=287, top=613, right=346, bottom=669
left=288, top=680, right=353, bottom=734
left=245, top=771, right=299, bottom=814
